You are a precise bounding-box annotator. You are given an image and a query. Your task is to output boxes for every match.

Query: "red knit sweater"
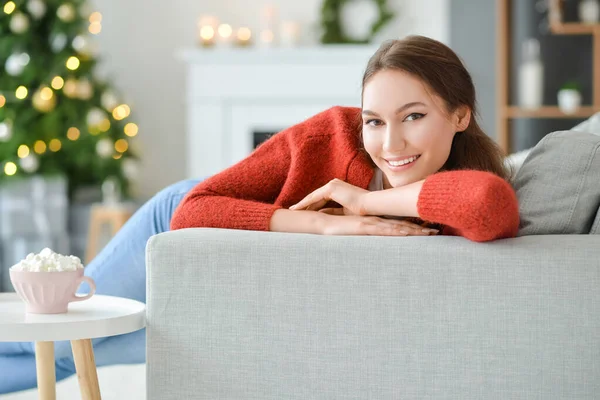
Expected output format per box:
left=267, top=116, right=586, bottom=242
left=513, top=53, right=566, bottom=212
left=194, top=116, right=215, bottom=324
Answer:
left=171, top=106, right=520, bottom=242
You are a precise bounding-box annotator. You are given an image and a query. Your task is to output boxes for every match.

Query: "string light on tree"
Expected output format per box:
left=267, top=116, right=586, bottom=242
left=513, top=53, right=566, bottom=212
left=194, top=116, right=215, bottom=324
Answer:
left=17, top=144, right=30, bottom=158
left=40, top=87, right=53, bottom=99
left=10, top=12, right=29, bottom=34
left=88, top=12, right=102, bottom=35
left=27, top=0, right=46, bottom=20
left=66, top=56, right=80, bottom=71
left=32, top=86, right=57, bottom=113
left=63, top=78, right=78, bottom=98
left=51, top=76, right=64, bottom=90
left=112, top=104, right=131, bottom=120
left=19, top=154, right=39, bottom=173
left=89, top=11, right=102, bottom=23
left=124, top=122, right=138, bottom=137
left=89, top=22, right=101, bottom=34
left=4, top=162, right=17, bottom=176
left=114, top=139, right=128, bottom=153
left=15, top=86, right=28, bottom=99
left=3, top=1, right=16, bottom=14
left=66, top=127, right=80, bottom=141
left=33, top=140, right=46, bottom=154
left=49, top=139, right=62, bottom=152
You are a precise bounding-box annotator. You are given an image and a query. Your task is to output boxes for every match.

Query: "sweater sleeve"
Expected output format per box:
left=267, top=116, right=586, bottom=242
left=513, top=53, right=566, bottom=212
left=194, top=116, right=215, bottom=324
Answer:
left=170, top=130, right=292, bottom=231
left=416, top=170, right=520, bottom=242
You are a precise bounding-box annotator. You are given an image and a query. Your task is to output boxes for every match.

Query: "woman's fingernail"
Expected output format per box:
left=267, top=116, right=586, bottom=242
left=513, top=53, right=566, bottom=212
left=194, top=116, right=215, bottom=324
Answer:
left=422, top=228, right=439, bottom=234
left=399, top=230, right=408, bottom=235
left=290, top=205, right=296, bottom=210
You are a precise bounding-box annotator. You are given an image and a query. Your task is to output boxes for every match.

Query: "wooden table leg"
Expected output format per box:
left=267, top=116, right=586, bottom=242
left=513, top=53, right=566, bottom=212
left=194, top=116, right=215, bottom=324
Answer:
left=34, top=341, right=56, bottom=400
left=71, top=339, right=102, bottom=400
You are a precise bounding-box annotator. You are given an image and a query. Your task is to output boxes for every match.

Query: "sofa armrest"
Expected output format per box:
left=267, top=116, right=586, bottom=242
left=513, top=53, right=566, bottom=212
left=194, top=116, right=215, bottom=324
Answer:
left=146, top=228, right=600, bottom=399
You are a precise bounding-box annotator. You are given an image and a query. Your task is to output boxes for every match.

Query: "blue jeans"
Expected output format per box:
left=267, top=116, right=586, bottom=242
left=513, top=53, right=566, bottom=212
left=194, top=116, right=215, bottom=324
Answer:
left=0, top=179, right=200, bottom=394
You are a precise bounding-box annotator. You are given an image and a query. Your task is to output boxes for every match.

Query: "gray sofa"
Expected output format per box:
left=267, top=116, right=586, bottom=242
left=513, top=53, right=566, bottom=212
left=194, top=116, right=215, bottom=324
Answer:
left=146, top=228, right=600, bottom=399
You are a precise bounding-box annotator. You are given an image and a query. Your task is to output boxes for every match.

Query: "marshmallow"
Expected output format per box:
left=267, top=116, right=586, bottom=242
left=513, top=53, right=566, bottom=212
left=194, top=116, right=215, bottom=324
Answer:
left=11, top=247, right=84, bottom=272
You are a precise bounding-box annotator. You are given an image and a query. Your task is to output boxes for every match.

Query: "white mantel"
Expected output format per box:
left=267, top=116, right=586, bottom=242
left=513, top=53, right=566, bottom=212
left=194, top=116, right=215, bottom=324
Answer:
left=178, top=46, right=377, bottom=179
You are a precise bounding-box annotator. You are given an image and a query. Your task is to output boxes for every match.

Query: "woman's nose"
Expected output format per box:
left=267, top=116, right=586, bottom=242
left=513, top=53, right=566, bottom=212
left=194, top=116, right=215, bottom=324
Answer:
left=382, top=128, right=407, bottom=153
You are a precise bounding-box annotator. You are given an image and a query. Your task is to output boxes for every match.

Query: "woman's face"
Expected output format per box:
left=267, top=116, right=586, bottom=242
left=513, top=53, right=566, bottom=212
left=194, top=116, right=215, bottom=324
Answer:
left=361, top=69, right=470, bottom=189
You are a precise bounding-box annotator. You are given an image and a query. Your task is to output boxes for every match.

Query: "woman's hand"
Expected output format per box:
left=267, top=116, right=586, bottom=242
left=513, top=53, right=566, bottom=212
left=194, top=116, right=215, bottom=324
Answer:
left=289, top=179, right=369, bottom=216
left=320, top=214, right=439, bottom=236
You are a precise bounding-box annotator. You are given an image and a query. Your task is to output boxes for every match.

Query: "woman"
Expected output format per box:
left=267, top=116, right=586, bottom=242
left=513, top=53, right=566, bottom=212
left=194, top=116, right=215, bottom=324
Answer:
left=0, top=36, right=518, bottom=393
left=170, top=36, right=517, bottom=242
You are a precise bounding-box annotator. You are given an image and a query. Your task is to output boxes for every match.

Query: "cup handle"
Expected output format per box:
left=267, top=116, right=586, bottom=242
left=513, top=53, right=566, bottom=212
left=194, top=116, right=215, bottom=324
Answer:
left=71, top=276, right=96, bottom=302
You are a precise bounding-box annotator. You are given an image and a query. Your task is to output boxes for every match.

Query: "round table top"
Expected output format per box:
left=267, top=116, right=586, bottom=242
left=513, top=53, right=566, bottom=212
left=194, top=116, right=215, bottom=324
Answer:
left=0, top=293, right=146, bottom=342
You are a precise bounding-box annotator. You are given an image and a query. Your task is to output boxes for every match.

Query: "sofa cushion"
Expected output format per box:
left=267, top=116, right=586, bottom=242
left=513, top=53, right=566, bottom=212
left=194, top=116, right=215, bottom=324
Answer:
left=504, top=148, right=533, bottom=182
left=513, top=130, right=600, bottom=236
left=504, top=112, right=600, bottom=183
left=572, top=112, right=600, bottom=134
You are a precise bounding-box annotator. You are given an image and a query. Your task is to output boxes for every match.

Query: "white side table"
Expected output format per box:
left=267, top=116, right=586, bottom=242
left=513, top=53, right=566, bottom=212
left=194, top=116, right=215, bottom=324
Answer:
left=0, top=293, right=146, bottom=400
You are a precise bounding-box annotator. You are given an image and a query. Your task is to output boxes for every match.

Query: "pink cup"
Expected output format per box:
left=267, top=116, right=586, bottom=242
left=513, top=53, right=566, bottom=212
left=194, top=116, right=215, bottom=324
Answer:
left=10, top=268, right=96, bottom=314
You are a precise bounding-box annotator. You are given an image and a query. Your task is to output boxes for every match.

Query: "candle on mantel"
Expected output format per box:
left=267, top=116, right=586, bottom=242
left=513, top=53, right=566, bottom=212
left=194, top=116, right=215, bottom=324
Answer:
left=259, top=5, right=278, bottom=48
left=279, top=21, right=301, bottom=48
left=198, top=15, right=219, bottom=47
left=217, top=23, right=234, bottom=47
left=236, top=27, right=252, bottom=47
left=259, top=29, right=275, bottom=48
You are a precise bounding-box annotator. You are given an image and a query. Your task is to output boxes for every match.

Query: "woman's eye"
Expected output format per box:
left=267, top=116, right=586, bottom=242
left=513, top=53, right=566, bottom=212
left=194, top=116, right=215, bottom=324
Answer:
left=365, top=119, right=383, bottom=127
left=404, top=113, right=425, bottom=122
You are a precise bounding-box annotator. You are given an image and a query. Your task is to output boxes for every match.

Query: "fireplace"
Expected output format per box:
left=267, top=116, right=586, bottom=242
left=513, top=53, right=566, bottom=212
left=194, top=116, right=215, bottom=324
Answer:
left=179, top=46, right=377, bottom=179
left=253, top=131, right=278, bottom=149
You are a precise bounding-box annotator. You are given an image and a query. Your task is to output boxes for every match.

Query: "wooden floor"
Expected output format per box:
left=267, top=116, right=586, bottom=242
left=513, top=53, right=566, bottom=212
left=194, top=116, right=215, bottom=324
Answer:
left=0, top=364, right=145, bottom=400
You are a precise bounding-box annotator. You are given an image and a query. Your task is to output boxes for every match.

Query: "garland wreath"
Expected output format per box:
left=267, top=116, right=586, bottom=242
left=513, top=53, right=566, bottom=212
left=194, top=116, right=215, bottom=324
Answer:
left=320, top=0, right=395, bottom=44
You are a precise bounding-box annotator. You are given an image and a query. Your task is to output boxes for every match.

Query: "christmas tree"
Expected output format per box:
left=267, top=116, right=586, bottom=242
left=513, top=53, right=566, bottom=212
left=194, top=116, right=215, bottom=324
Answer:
left=0, top=0, right=139, bottom=198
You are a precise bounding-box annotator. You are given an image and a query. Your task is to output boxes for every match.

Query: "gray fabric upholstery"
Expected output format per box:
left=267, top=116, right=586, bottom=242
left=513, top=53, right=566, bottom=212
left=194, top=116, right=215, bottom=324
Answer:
left=590, top=207, right=600, bottom=234
left=504, top=112, right=600, bottom=184
left=513, top=130, right=600, bottom=235
left=572, top=111, right=600, bottom=134
left=147, top=228, right=600, bottom=400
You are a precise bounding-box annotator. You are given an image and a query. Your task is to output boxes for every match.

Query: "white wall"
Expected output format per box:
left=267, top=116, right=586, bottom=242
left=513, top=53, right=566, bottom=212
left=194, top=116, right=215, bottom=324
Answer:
left=90, top=0, right=448, bottom=199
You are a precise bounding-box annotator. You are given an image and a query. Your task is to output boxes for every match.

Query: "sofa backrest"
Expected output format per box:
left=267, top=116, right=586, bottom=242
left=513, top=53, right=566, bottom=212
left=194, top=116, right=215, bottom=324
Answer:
left=590, top=206, right=600, bottom=234
left=146, top=228, right=600, bottom=399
